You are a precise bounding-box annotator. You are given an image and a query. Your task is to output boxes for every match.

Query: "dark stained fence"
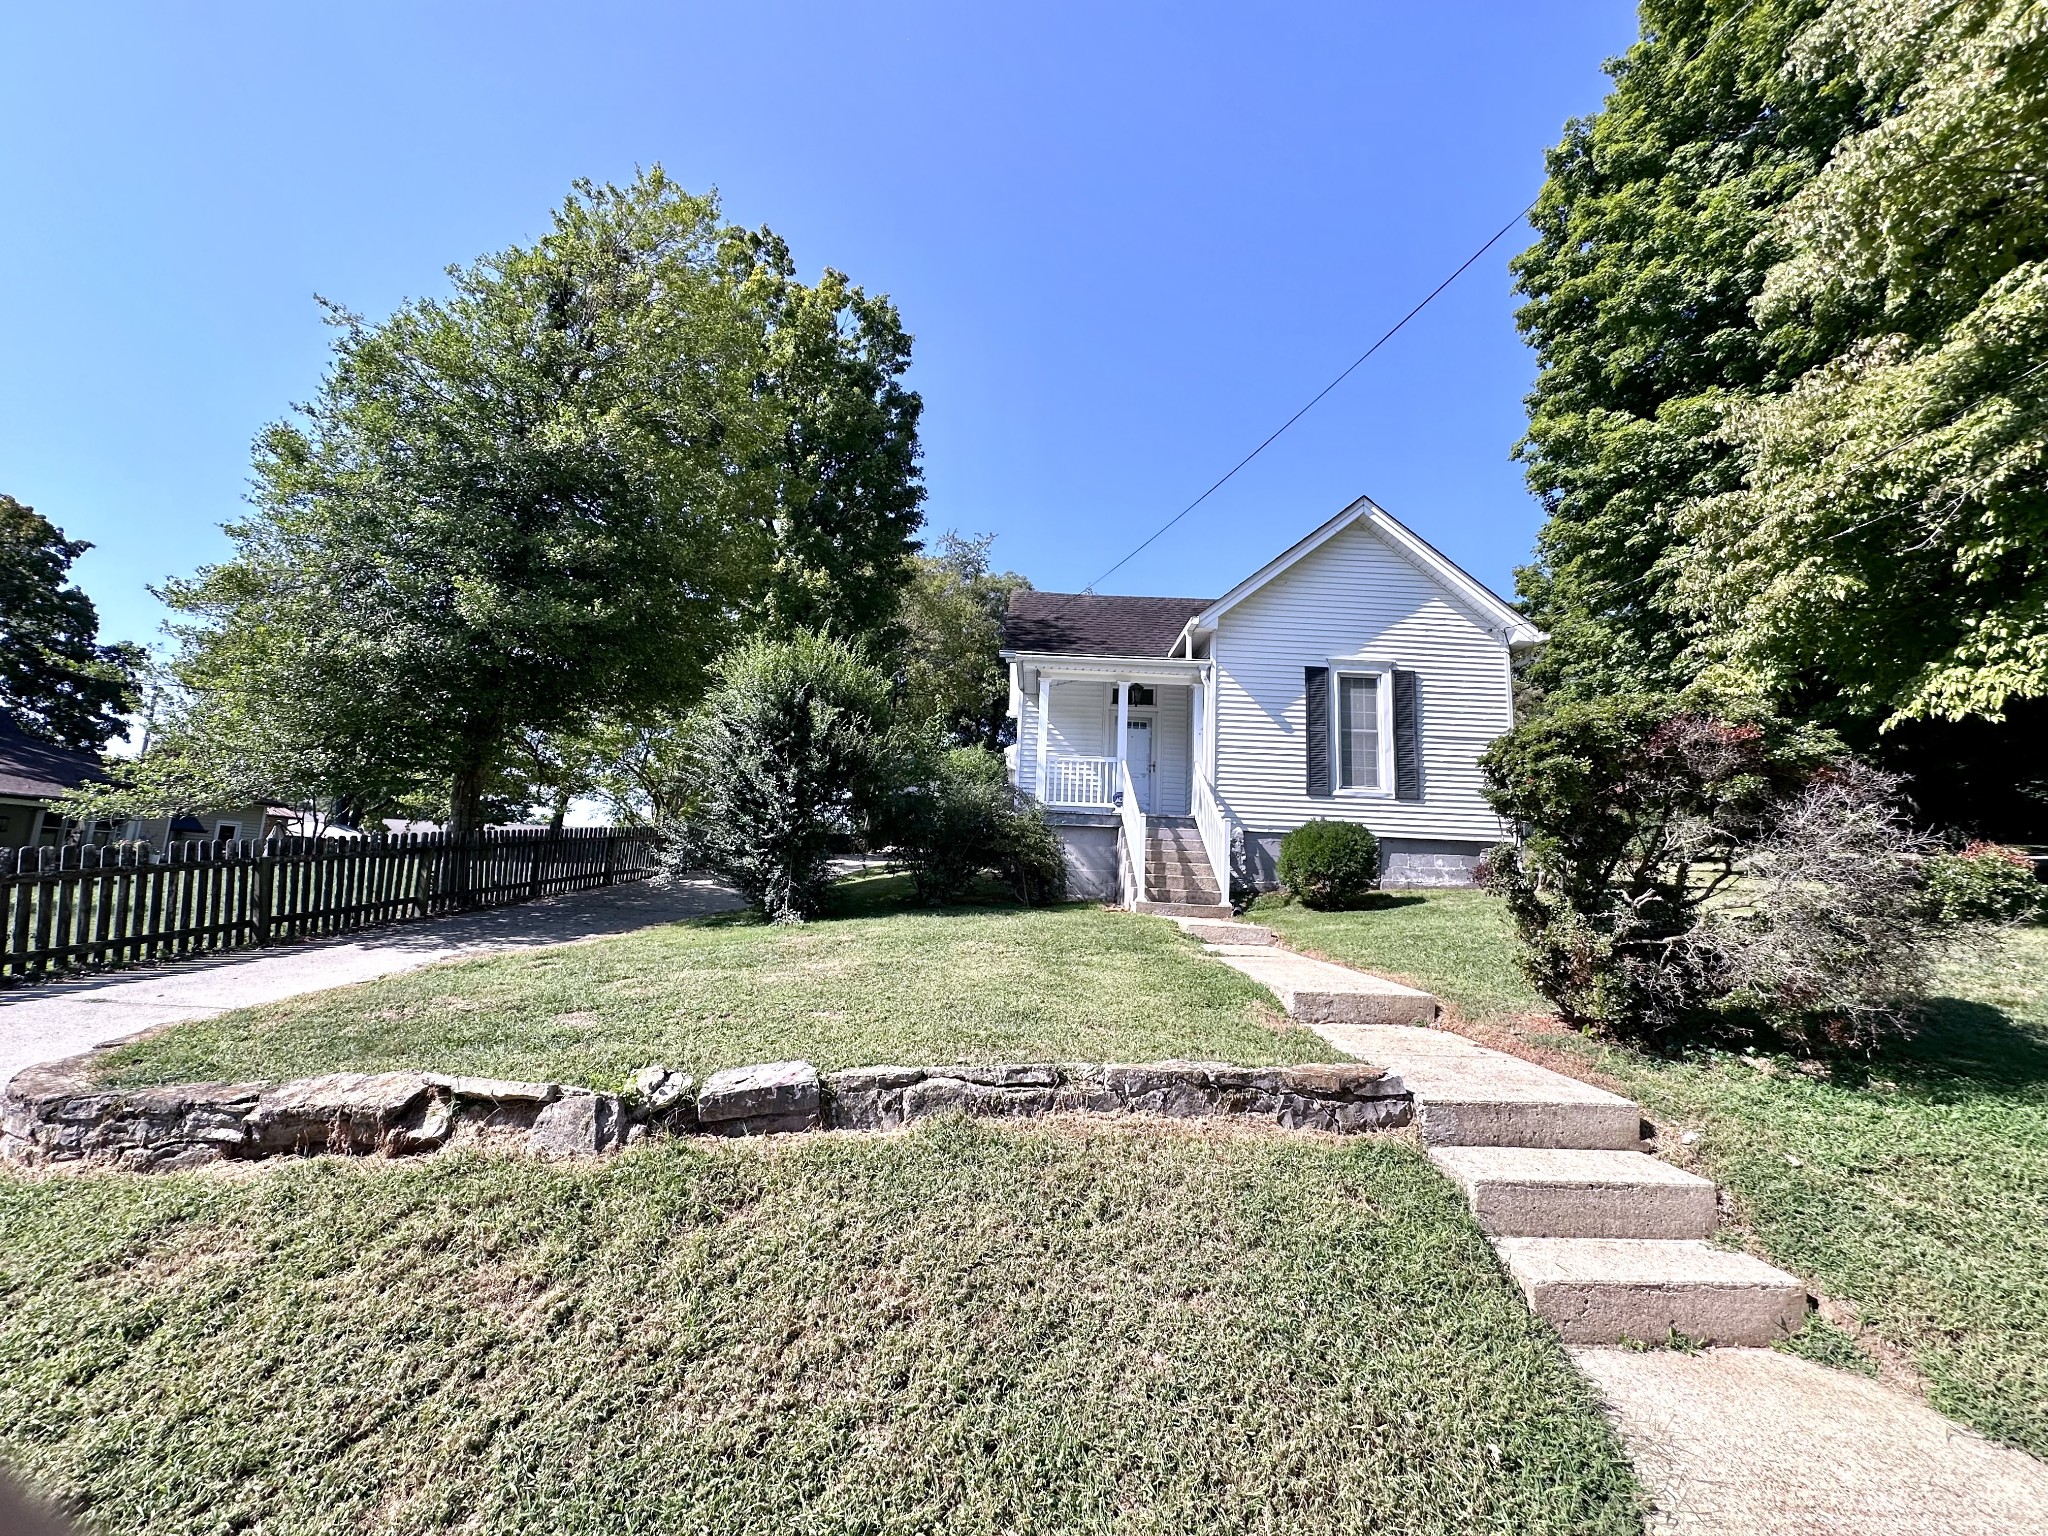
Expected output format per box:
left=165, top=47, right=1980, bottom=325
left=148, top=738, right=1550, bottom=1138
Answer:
left=0, top=827, right=658, bottom=983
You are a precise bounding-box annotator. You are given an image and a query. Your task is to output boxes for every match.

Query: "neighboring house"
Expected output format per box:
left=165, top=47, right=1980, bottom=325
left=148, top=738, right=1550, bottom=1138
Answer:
left=124, top=806, right=296, bottom=847
left=1000, top=496, right=1543, bottom=911
left=0, top=710, right=290, bottom=851
left=0, top=713, right=103, bottom=850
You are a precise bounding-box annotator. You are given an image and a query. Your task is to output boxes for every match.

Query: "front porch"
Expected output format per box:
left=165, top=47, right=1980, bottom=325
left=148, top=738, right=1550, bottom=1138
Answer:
left=1008, top=656, right=1231, bottom=914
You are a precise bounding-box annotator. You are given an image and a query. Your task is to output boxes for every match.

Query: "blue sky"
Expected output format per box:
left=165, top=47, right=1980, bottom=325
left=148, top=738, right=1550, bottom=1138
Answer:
left=1, top=1, right=1638, bottom=652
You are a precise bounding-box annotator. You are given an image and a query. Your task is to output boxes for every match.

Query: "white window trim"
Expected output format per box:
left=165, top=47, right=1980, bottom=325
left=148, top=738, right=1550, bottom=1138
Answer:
left=1330, top=665, right=1395, bottom=797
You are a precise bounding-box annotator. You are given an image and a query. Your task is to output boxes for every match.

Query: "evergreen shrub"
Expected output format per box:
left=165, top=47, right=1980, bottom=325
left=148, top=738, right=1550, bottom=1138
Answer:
left=1276, top=820, right=1380, bottom=909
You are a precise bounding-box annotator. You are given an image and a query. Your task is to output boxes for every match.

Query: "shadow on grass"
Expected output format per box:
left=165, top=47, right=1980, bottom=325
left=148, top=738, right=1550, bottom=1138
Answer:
left=1250, top=892, right=1428, bottom=915
left=1862, top=995, right=2048, bottom=1095
left=684, top=871, right=1079, bottom=928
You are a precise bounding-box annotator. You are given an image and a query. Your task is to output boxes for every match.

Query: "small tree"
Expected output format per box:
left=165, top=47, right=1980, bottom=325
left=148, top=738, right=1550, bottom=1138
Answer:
left=1706, top=763, right=1946, bottom=1049
left=883, top=744, right=1066, bottom=906
left=1479, top=693, right=1840, bottom=1040
left=896, top=532, right=1031, bottom=748
left=671, top=631, right=891, bottom=922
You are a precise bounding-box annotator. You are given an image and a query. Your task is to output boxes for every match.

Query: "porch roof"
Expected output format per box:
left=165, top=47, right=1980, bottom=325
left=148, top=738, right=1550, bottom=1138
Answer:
left=1009, top=651, right=1208, bottom=687
left=1002, top=591, right=1213, bottom=659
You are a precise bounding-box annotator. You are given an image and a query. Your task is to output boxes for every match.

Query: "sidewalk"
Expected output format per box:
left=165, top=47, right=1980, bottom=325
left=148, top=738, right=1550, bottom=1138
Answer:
left=0, top=878, right=743, bottom=1085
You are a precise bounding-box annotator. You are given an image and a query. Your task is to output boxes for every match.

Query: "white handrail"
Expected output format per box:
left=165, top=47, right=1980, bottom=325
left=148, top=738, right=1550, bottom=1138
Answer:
left=1193, top=772, right=1229, bottom=909
left=1116, top=759, right=1147, bottom=907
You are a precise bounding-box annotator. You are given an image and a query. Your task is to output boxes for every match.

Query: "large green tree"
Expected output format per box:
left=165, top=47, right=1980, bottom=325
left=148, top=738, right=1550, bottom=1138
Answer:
left=0, top=496, right=140, bottom=750
left=1676, top=0, right=2048, bottom=726
left=1511, top=0, right=1869, bottom=704
left=1514, top=0, right=2048, bottom=833
left=164, top=169, right=923, bottom=834
left=896, top=531, right=1031, bottom=749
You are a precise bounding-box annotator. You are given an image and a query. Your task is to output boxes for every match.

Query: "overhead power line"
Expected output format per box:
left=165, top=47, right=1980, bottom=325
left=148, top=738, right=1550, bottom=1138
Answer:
left=1076, top=199, right=1539, bottom=596
left=1055, top=0, right=1782, bottom=603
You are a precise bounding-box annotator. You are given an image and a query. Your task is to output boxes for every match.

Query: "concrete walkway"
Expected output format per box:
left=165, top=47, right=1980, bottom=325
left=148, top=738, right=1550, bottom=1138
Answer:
left=1172, top=912, right=2048, bottom=1530
left=0, top=878, right=743, bottom=1085
left=1577, top=1346, right=2048, bottom=1534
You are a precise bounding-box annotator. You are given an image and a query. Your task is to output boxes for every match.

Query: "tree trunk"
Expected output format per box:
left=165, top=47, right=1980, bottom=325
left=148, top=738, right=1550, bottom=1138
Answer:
left=445, top=729, right=498, bottom=908
left=548, top=787, right=570, bottom=833
left=447, top=752, right=490, bottom=838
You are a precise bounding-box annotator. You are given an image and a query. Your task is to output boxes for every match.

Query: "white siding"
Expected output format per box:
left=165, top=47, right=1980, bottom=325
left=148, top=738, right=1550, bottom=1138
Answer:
left=1211, top=522, right=1513, bottom=843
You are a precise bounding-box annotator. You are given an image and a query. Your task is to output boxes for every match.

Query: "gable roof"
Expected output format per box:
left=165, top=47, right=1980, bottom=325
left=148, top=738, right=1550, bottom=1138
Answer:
left=1179, top=495, right=1545, bottom=650
left=1002, top=591, right=1215, bottom=658
left=0, top=713, right=104, bottom=801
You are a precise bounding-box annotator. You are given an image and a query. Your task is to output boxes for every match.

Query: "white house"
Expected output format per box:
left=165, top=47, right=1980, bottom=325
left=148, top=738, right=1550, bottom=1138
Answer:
left=1000, top=496, right=1543, bottom=913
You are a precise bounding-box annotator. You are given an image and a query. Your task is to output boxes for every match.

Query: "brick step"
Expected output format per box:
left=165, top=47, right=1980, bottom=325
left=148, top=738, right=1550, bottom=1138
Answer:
left=1429, top=1147, right=1717, bottom=1239
left=1493, top=1237, right=1807, bottom=1346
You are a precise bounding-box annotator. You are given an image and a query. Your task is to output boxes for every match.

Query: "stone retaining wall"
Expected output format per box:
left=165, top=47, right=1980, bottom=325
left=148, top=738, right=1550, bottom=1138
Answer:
left=1, top=1054, right=1409, bottom=1172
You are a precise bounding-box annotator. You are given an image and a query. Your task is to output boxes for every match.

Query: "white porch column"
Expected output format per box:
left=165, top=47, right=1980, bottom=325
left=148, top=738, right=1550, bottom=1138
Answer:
left=1034, top=671, right=1051, bottom=801
left=1115, top=680, right=1130, bottom=778
left=1191, top=678, right=1206, bottom=791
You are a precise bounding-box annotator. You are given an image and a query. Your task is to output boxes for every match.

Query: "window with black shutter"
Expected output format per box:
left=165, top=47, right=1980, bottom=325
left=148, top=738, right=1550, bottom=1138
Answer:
left=1304, top=667, right=1332, bottom=798
left=1393, top=669, right=1422, bottom=801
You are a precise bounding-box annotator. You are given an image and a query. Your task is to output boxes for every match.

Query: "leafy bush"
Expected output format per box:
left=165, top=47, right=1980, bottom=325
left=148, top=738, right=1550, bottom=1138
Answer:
left=1925, top=842, right=2044, bottom=925
left=1276, top=820, right=1380, bottom=909
left=660, top=631, right=891, bottom=923
left=1479, top=692, right=1845, bottom=1043
left=883, top=746, right=1066, bottom=906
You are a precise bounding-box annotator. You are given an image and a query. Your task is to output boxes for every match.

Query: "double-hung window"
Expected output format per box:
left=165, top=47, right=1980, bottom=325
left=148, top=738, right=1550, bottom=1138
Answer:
left=1337, top=673, right=1382, bottom=790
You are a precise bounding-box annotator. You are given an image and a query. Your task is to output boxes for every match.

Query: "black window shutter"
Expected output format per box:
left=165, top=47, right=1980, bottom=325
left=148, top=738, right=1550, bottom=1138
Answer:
left=1304, top=667, right=1332, bottom=798
left=1393, top=669, right=1422, bottom=801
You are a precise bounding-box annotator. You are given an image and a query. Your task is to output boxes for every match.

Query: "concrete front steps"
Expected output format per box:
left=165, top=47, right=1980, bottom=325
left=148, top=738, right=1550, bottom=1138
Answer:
left=1325, top=1023, right=1643, bottom=1151
left=1207, top=945, right=1438, bottom=1027
left=1429, top=1147, right=1718, bottom=1240
left=1167, top=919, right=1810, bottom=1348
left=1495, top=1238, right=1809, bottom=1347
left=1138, top=818, right=1229, bottom=917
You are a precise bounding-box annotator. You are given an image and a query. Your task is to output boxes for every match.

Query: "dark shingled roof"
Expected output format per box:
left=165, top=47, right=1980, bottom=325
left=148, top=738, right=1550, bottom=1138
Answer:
left=1002, top=591, right=1214, bottom=658
left=0, top=713, right=103, bottom=802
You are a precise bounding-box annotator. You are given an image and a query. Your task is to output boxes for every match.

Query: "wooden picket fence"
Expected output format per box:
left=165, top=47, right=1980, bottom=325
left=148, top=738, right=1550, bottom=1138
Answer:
left=0, top=827, right=659, bottom=983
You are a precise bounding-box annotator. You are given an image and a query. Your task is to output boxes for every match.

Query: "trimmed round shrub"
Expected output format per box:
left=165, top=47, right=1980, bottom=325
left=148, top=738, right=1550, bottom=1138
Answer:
left=1276, top=820, right=1380, bottom=909
left=1925, top=842, right=2044, bottom=925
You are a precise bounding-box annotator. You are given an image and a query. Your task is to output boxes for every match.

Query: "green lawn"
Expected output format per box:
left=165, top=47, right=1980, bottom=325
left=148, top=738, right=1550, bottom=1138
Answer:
left=93, top=876, right=1339, bottom=1092
left=0, top=1120, right=1642, bottom=1535
left=1257, top=888, right=2048, bottom=1459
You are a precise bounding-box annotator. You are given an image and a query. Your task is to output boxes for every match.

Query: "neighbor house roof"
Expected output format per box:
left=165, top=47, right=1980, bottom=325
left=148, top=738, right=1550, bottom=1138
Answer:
left=0, top=713, right=103, bottom=801
left=1002, top=591, right=1216, bottom=658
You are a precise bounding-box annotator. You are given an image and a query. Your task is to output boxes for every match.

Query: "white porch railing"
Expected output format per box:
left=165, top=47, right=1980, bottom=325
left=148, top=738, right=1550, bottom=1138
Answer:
left=1045, top=754, right=1118, bottom=808
left=1116, top=759, right=1146, bottom=907
left=1193, top=772, right=1229, bottom=908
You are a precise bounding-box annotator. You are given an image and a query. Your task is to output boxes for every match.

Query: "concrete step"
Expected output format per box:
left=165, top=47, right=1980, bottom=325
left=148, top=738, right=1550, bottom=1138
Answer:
left=1205, top=949, right=1437, bottom=1027
left=1173, top=919, right=1276, bottom=946
left=1494, top=1237, right=1807, bottom=1346
left=1429, top=1146, right=1718, bottom=1239
left=1133, top=899, right=1235, bottom=918
left=1314, top=1024, right=1642, bottom=1150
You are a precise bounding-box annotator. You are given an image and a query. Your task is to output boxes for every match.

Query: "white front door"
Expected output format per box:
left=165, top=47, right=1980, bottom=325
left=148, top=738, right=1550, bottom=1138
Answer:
left=1126, top=719, right=1154, bottom=812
